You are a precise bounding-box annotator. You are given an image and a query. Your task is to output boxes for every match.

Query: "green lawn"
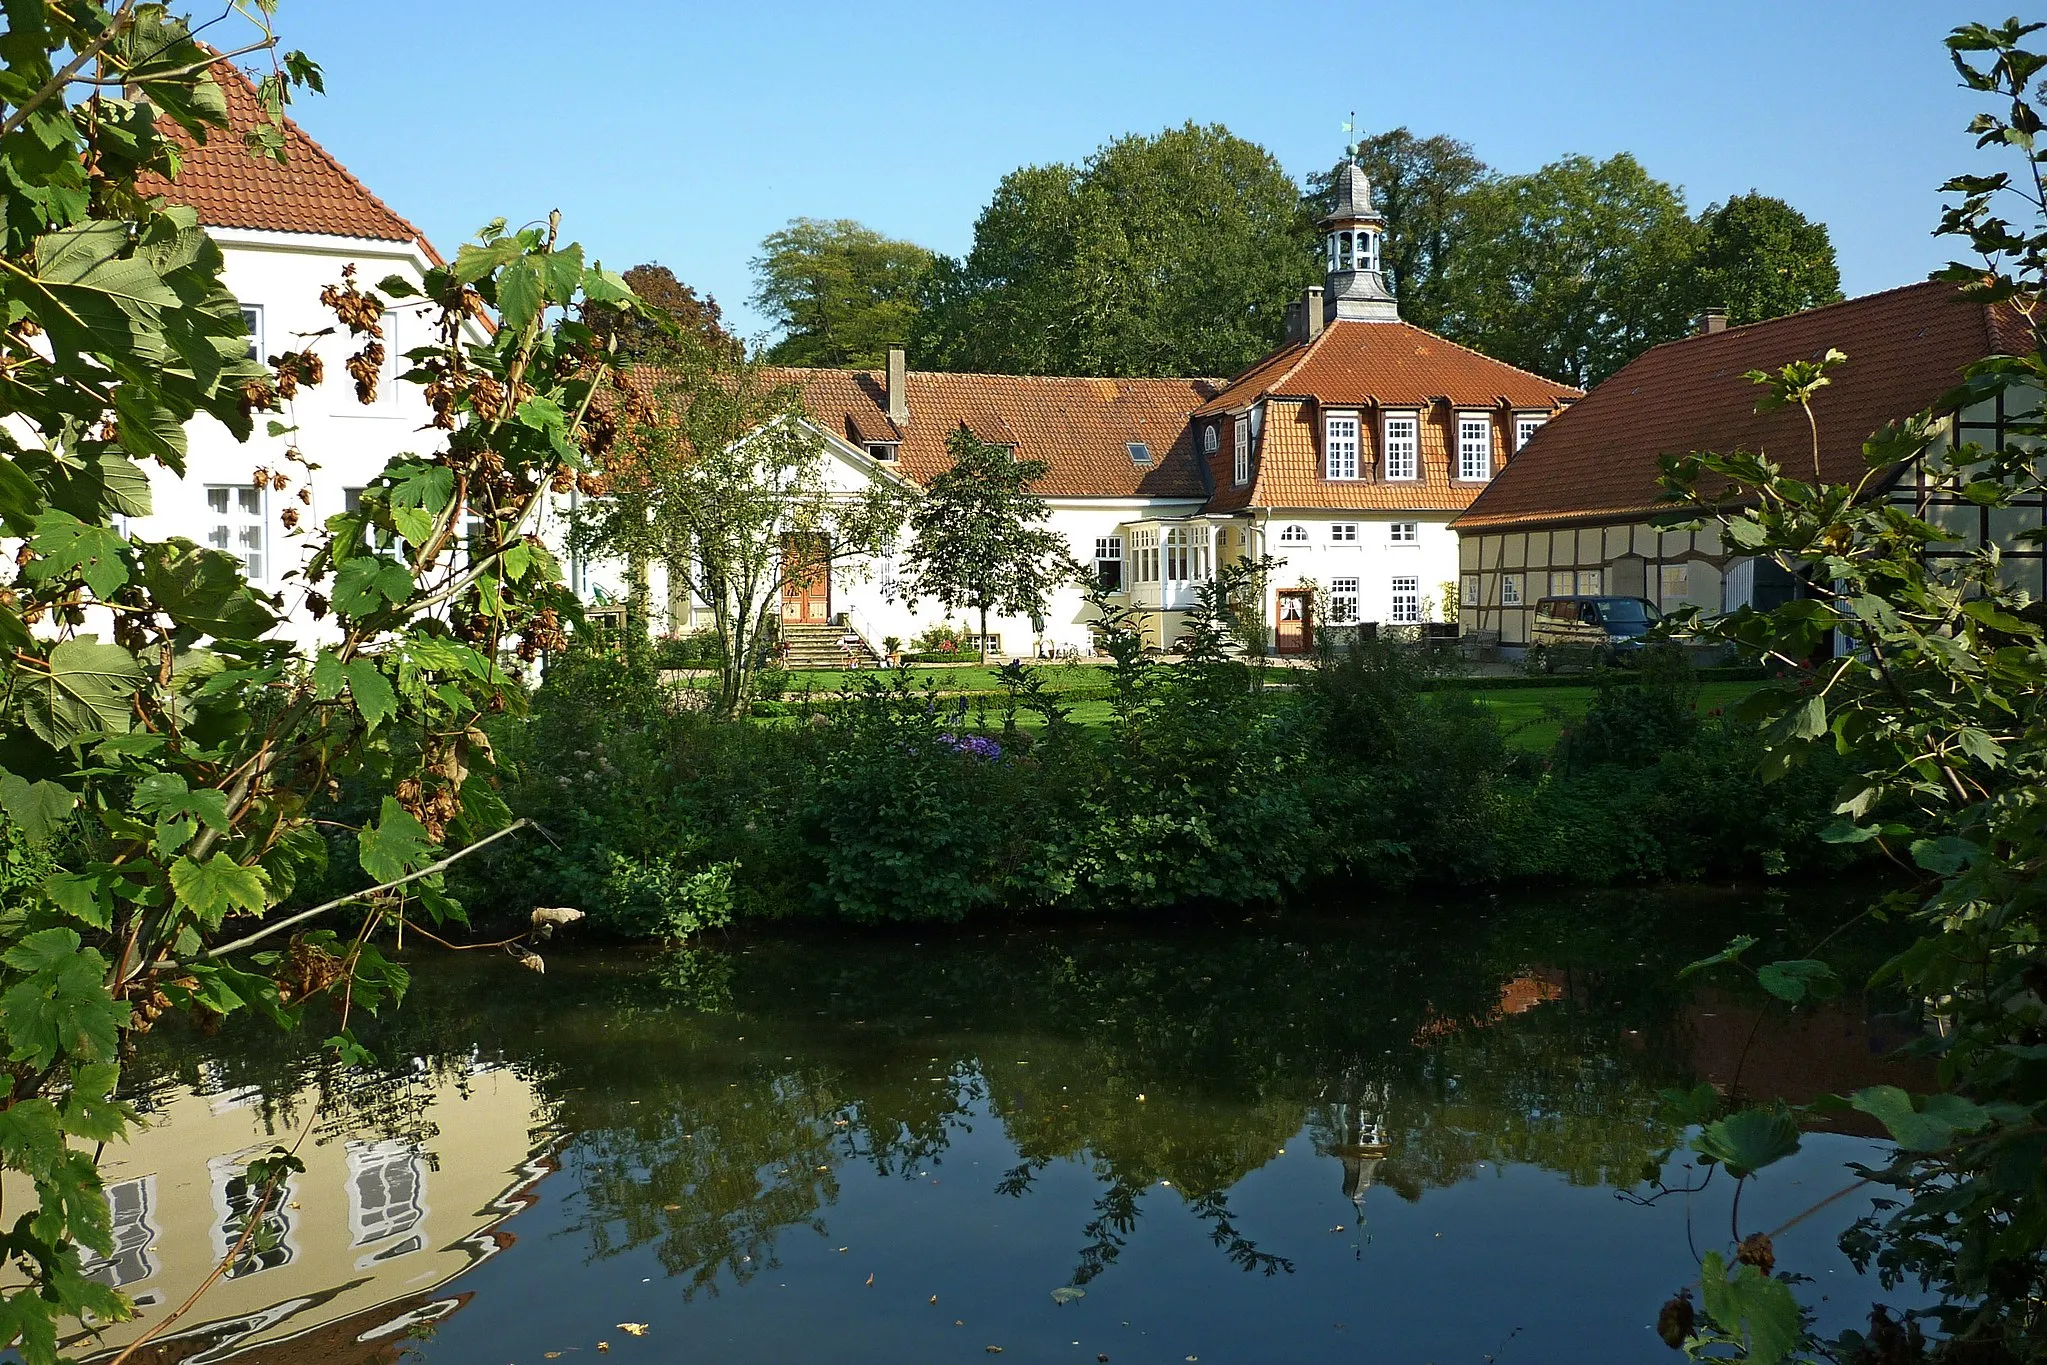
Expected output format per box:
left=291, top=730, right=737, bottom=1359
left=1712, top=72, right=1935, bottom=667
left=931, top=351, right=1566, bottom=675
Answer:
left=1468, top=680, right=1768, bottom=753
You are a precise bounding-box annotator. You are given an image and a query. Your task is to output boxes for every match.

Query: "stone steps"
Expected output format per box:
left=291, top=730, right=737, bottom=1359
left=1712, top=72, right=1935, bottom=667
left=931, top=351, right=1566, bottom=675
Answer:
left=778, top=622, right=883, bottom=669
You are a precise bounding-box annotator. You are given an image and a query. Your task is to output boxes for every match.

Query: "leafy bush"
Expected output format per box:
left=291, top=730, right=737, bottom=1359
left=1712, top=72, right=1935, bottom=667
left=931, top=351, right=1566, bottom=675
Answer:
left=650, top=630, right=726, bottom=670
left=1554, top=646, right=1700, bottom=772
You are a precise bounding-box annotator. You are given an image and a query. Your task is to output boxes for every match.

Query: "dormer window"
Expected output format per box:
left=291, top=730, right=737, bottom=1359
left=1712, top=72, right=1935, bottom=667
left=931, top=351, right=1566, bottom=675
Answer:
left=1127, top=441, right=1152, bottom=467
left=867, top=442, right=899, bottom=463
left=1232, top=416, right=1250, bottom=486
left=1324, top=411, right=1360, bottom=480
left=1382, top=410, right=1419, bottom=481
left=1457, top=413, right=1494, bottom=481
left=1513, top=413, right=1545, bottom=453
left=1203, top=425, right=1218, bottom=454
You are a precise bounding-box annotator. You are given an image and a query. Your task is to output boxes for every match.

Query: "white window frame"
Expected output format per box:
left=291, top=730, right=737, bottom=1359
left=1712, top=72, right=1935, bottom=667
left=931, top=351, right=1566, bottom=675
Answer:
left=347, top=1140, right=427, bottom=1249
left=1383, top=411, right=1419, bottom=481
left=1457, top=412, right=1494, bottom=481
left=1390, top=576, right=1422, bottom=625
left=1094, top=536, right=1124, bottom=592
left=1578, top=569, right=1605, bottom=596
left=1659, top=562, right=1691, bottom=605
left=1324, top=411, right=1361, bottom=480
left=1203, top=425, right=1219, bottom=454
left=1127, top=441, right=1152, bottom=467
left=1328, top=577, right=1361, bottom=624
left=1278, top=523, right=1309, bottom=544
left=210, top=1151, right=297, bottom=1280
left=1389, top=521, right=1418, bottom=545
left=1162, top=526, right=1211, bottom=586
left=1514, top=413, right=1545, bottom=453
left=239, top=304, right=263, bottom=363
left=867, top=442, right=899, bottom=462
left=1460, top=573, right=1481, bottom=607
left=82, top=1177, right=157, bottom=1290
left=1549, top=571, right=1578, bottom=598
left=1330, top=522, right=1358, bottom=543
left=1132, top=528, right=1159, bottom=584
left=206, top=484, right=268, bottom=582
left=1232, top=415, right=1250, bottom=486
left=1502, top=573, right=1524, bottom=606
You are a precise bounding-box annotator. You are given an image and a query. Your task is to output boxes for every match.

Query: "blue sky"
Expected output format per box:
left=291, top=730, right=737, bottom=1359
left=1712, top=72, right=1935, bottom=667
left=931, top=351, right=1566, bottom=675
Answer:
left=258, top=1, right=1997, bottom=344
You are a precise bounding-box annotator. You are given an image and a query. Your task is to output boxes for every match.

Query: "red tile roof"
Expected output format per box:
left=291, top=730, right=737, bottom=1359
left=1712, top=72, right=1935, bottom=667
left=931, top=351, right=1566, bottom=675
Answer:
left=1454, top=280, right=2018, bottom=531
left=764, top=366, right=1221, bottom=499
left=1193, top=319, right=1579, bottom=416
left=139, top=55, right=443, bottom=261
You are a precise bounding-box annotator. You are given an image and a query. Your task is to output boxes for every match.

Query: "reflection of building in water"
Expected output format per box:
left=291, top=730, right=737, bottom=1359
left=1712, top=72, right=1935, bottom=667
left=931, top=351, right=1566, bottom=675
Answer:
left=1318, top=1080, right=1392, bottom=1214
left=2, top=1064, right=555, bottom=1363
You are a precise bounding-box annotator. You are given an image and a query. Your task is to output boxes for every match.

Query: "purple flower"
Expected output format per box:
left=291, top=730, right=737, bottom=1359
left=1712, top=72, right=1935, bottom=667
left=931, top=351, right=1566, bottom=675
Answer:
left=938, top=732, right=1004, bottom=762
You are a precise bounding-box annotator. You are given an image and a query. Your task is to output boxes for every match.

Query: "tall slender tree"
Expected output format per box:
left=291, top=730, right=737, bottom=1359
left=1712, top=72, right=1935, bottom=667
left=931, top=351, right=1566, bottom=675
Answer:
left=901, top=429, right=1077, bottom=661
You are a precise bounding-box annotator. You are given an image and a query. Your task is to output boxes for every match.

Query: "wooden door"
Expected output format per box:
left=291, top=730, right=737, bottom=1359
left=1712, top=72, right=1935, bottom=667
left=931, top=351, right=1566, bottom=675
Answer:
left=1275, top=589, right=1313, bottom=654
left=780, top=534, right=830, bottom=622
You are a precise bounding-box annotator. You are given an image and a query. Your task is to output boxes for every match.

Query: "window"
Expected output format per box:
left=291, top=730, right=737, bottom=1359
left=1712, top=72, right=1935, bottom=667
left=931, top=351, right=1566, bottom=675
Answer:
left=1278, top=523, right=1308, bottom=544
left=1577, top=569, right=1604, bottom=596
left=1233, top=416, right=1250, bottom=486
left=1460, top=574, right=1480, bottom=607
left=1331, top=522, right=1358, bottom=543
left=867, top=442, right=899, bottom=462
left=211, top=1153, right=295, bottom=1279
left=1383, top=412, right=1419, bottom=480
left=1390, top=576, right=1422, bottom=624
left=1514, top=413, right=1545, bottom=453
left=1502, top=573, right=1524, bottom=606
left=348, top=1140, right=425, bottom=1248
left=239, top=304, right=263, bottom=363
left=1549, top=571, right=1577, bottom=598
left=1325, top=412, right=1360, bottom=480
left=83, top=1178, right=156, bottom=1289
left=1127, top=441, right=1152, bottom=467
left=1132, top=529, right=1159, bottom=584
left=1389, top=521, right=1418, bottom=544
left=1162, top=527, right=1210, bottom=584
left=1328, top=577, right=1360, bottom=624
left=1457, top=414, right=1493, bottom=480
left=206, top=485, right=267, bottom=581
left=1095, top=536, right=1124, bottom=592
left=1203, top=425, right=1218, bottom=454
left=1659, top=563, right=1691, bottom=604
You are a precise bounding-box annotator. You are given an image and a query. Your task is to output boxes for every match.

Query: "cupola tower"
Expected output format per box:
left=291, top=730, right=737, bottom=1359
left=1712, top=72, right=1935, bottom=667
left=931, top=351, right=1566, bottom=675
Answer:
left=1321, top=160, right=1398, bottom=323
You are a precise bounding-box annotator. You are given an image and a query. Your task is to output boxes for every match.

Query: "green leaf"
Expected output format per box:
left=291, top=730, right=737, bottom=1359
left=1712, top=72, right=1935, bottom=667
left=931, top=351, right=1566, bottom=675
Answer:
left=169, top=852, right=270, bottom=929
left=1699, top=1251, right=1802, bottom=1365
left=1693, top=1104, right=1801, bottom=1177
left=331, top=555, right=414, bottom=615
left=137, top=540, right=276, bottom=642
left=1657, top=1081, right=1721, bottom=1127
left=15, top=638, right=145, bottom=747
left=311, top=650, right=345, bottom=700
left=343, top=660, right=396, bottom=732
left=1756, top=959, right=1841, bottom=1004
left=495, top=258, right=544, bottom=332
left=0, top=772, right=76, bottom=844
left=357, top=797, right=430, bottom=883
left=0, top=929, right=123, bottom=1067
left=1910, top=836, right=1982, bottom=876
left=1678, top=935, right=1757, bottom=981
left=61, top=1063, right=131, bottom=1142
left=1850, top=1085, right=1993, bottom=1152
left=1817, top=818, right=1880, bottom=845
left=41, top=868, right=121, bottom=930
left=27, top=510, right=128, bottom=598
left=0, top=453, right=44, bottom=532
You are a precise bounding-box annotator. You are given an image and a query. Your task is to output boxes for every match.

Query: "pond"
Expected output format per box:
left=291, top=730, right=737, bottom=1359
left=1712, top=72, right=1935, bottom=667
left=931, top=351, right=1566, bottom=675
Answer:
left=85, top=888, right=1929, bottom=1364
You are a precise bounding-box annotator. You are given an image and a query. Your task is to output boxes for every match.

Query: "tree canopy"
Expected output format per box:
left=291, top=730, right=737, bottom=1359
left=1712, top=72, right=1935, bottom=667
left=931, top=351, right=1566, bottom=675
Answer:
left=750, top=218, right=935, bottom=367
left=1692, top=192, right=1844, bottom=326
left=919, top=123, right=1320, bottom=377
left=1307, top=129, right=1487, bottom=335
left=586, top=263, right=736, bottom=359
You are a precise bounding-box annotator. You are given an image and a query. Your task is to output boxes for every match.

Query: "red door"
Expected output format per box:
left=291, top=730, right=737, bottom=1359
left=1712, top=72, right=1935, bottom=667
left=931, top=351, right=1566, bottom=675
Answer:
left=1275, top=589, right=1313, bottom=654
left=781, top=534, right=830, bottom=622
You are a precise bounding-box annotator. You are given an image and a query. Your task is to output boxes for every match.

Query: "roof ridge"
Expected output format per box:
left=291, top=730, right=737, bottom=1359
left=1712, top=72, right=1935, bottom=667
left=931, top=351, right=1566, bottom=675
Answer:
left=1627, top=278, right=1968, bottom=361
left=1349, top=319, right=1583, bottom=396
left=761, top=363, right=1221, bottom=386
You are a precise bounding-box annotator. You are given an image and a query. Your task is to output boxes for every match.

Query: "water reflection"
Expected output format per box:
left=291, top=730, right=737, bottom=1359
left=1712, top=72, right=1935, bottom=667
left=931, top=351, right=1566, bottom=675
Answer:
left=95, top=889, right=1927, bottom=1362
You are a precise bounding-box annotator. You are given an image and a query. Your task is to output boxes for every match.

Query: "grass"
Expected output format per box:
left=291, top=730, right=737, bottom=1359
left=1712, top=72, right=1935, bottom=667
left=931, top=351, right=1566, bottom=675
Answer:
left=1471, top=680, right=1769, bottom=753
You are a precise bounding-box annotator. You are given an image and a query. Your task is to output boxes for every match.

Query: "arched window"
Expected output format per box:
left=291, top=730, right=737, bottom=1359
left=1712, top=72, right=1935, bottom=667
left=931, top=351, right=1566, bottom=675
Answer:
left=1203, top=425, right=1218, bottom=454
left=1337, top=231, right=1354, bottom=271
left=1279, top=523, right=1309, bottom=544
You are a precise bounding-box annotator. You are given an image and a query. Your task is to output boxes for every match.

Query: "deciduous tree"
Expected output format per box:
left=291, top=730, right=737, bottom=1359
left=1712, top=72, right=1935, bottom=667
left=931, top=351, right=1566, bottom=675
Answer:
left=750, top=218, right=934, bottom=367
left=901, top=429, right=1076, bottom=661
left=1691, top=191, right=1843, bottom=326
left=586, top=263, right=735, bottom=359
left=920, top=124, right=1319, bottom=377
left=1307, top=129, right=1487, bottom=333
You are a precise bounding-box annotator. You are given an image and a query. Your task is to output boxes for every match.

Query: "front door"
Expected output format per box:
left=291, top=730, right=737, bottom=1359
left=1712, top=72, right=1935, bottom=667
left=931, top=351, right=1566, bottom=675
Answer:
left=1275, top=589, right=1313, bottom=654
left=781, top=534, right=830, bottom=623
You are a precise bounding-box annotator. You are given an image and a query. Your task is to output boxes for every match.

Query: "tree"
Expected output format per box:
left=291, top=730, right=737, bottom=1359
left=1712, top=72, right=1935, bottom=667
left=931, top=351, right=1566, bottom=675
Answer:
left=919, top=123, right=1320, bottom=377
left=582, top=338, right=913, bottom=716
left=585, top=263, right=736, bottom=359
left=0, top=8, right=633, bottom=1360
left=1691, top=191, right=1843, bottom=326
left=1650, top=20, right=2047, bottom=1359
left=1306, top=129, right=1489, bottom=333
left=1438, top=153, right=1701, bottom=387
left=901, top=429, right=1077, bottom=661
left=750, top=218, right=934, bottom=367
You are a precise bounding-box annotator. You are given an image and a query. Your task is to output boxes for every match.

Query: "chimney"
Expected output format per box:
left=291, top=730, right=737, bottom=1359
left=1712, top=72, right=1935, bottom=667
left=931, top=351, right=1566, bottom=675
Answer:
left=885, top=347, right=908, bottom=425
left=1303, top=285, right=1325, bottom=341
left=1283, top=299, right=1304, bottom=344
left=1694, top=308, right=1728, bottom=336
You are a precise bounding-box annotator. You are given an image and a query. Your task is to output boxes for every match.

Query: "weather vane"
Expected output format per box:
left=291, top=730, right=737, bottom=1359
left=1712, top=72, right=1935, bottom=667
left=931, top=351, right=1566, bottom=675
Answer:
left=1342, top=110, right=1358, bottom=162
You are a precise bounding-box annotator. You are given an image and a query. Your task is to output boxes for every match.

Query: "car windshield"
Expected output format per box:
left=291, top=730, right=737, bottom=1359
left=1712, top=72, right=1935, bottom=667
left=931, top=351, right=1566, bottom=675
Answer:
left=1595, top=599, right=1659, bottom=626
